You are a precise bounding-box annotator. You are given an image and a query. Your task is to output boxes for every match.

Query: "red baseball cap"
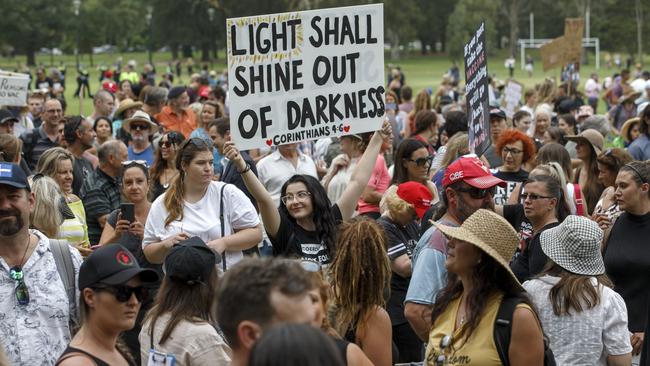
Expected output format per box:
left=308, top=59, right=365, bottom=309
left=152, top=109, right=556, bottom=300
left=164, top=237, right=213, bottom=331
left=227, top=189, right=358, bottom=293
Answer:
left=102, top=81, right=117, bottom=94
left=442, top=155, right=505, bottom=189
left=397, top=181, right=434, bottom=219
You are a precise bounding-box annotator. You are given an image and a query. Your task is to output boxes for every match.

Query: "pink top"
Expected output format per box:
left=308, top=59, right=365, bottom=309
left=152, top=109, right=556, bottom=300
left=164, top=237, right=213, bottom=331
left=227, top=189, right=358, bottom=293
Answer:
left=357, top=154, right=390, bottom=214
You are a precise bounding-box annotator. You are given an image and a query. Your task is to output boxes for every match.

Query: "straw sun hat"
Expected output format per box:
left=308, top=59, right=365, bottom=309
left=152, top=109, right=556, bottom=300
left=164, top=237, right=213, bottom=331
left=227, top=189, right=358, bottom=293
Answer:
left=433, top=209, right=522, bottom=289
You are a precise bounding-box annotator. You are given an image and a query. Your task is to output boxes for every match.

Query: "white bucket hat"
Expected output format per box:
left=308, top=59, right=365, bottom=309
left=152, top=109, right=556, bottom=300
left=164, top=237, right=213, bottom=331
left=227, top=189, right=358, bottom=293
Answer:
left=540, top=215, right=605, bottom=276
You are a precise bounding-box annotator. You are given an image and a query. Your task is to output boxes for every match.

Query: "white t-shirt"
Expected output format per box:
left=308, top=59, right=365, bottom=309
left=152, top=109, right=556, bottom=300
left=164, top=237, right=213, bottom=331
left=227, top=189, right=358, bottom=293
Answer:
left=143, top=181, right=260, bottom=270
left=257, top=150, right=318, bottom=207
left=523, top=275, right=632, bottom=366
left=326, top=154, right=358, bottom=203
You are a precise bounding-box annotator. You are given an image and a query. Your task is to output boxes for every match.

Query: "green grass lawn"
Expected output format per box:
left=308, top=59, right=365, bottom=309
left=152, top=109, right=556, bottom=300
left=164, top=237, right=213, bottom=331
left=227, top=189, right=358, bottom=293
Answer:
left=0, top=49, right=632, bottom=115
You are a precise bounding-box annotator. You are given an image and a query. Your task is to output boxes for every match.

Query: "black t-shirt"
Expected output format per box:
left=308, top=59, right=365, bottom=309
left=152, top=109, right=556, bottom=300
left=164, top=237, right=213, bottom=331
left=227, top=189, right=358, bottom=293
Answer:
left=509, top=218, right=559, bottom=283
left=604, top=212, right=650, bottom=332
left=270, top=204, right=342, bottom=265
left=492, top=169, right=529, bottom=205
left=72, top=156, right=94, bottom=197
left=376, top=216, right=420, bottom=326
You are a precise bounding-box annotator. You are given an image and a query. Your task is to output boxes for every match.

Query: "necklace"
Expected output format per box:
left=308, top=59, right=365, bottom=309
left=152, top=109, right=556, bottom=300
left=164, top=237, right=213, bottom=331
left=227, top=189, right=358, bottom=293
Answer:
left=9, top=234, right=32, bottom=271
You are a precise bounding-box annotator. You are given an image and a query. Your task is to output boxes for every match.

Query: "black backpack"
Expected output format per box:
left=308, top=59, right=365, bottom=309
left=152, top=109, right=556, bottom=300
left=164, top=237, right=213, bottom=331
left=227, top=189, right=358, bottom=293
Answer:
left=494, top=296, right=557, bottom=366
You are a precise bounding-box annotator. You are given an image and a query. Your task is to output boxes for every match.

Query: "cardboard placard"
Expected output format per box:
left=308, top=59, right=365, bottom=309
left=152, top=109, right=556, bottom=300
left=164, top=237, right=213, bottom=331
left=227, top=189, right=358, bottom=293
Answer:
left=564, top=18, right=584, bottom=64
left=464, top=22, right=490, bottom=156
left=226, top=4, right=385, bottom=150
left=540, top=36, right=567, bottom=71
left=502, top=80, right=523, bottom=119
left=0, top=72, right=29, bottom=106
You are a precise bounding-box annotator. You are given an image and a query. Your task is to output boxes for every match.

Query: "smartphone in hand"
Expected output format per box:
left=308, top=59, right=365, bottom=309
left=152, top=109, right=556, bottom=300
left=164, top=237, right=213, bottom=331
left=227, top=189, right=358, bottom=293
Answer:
left=120, top=203, right=135, bottom=223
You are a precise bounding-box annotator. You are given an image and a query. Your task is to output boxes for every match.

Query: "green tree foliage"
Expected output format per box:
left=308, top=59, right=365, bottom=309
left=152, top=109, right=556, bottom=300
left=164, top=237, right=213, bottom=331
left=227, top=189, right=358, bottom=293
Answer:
left=446, top=0, right=498, bottom=61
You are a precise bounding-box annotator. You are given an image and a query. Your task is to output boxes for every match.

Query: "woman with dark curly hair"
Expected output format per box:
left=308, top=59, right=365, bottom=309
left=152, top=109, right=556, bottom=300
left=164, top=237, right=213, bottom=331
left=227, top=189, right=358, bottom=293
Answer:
left=426, top=209, right=545, bottom=365
left=223, top=122, right=391, bottom=265
left=491, top=129, right=536, bottom=205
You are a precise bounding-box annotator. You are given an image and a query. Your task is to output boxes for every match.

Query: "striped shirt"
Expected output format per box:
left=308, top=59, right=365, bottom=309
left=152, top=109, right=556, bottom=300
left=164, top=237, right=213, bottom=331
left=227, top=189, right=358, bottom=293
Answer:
left=82, top=168, right=121, bottom=245
left=58, top=199, right=90, bottom=248
left=19, top=126, right=59, bottom=170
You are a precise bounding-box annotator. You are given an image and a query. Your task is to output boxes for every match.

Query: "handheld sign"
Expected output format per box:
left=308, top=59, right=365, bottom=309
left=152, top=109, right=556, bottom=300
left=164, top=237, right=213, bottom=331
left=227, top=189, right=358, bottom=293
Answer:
left=227, top=4, right=385, bottom=150
left=463, top=22, right=490, bottom=156
left=502, top=80, right=523, bottom=119
left=0, top=72, right=29, bottom=107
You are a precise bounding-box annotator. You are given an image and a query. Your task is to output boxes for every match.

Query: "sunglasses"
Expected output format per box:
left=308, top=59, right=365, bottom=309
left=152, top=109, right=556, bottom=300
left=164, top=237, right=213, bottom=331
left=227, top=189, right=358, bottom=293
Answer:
left=433, top=334, right=452, bottom=366
left=130, top=124, right=150, bottom=131
left=455, top=186, right=496, bottom=199
left=521, top=193, right=555, bottom=201
left=9, top=266, right=29, bottom=305
left=122, top=160, right=148, bottom=168
left=92, top=285, right=146, bottom=303
left=299, top=260, right=322, bottom=273
left=159, top=140, right=176, bottom=148
left=405, top=156, right=434, bottom=167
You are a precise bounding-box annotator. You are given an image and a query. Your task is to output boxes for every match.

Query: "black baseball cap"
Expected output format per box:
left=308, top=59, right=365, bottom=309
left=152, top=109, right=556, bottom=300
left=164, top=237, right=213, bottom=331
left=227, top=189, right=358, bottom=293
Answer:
left=0, top=109, right=18, bottom=124
left=0, top=163, right=30, bottom=191
left=163, top=237, right=221, bottom=285
left=79, top=244, right=159, bottom=290
left=489, top=108, right=506, bottom=120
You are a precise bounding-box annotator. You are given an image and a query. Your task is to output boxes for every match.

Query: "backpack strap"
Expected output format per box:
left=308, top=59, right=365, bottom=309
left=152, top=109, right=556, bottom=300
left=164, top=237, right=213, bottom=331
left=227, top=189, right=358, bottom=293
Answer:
left=220, top=183, right=227, bottom=272
left=50, top=239, right=78, bottom=327
left=573, top=184, right=585, bottom=216
left=494, top=296, right=521, bottom=366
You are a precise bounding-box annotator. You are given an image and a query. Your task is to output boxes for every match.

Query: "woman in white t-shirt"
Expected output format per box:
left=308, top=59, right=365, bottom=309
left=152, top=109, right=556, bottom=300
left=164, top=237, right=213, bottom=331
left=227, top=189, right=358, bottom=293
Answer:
left=142, top=138, right=261, bottom=270
left=523, top=216, right=632, bottom=366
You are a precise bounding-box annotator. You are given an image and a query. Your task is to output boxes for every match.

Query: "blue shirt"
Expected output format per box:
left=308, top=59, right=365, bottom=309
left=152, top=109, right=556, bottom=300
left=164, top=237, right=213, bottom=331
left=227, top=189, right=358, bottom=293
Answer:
left=405, top=218, right=457, bottom=306
left=128, top=144, right=154, bottom=166
left=628, top=134, right=650, bottom=161
left=190, top=127, right=224, bottom=175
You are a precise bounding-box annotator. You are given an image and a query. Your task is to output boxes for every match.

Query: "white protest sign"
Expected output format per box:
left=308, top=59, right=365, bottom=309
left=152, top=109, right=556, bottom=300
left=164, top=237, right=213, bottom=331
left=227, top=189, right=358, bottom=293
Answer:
left=502, top=80, right=522, bottom=119
left=0, top=72, right=29, bottom=106
left=227, top=4, right=385, bottom=150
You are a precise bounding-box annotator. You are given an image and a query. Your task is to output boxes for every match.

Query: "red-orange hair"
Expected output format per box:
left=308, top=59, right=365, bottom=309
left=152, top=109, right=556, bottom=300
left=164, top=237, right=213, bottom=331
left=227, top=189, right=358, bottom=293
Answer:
left=496, top=129, right=536, bottom=163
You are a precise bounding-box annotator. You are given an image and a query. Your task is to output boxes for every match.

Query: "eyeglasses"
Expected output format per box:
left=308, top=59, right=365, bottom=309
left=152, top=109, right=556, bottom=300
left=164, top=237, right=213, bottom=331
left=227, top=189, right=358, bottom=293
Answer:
left=405, top=156, right=434, bottom=167
left=122, top=160, right=149, bottom=168
left=92, top=285, right=146, bottom=303
left=281, top=191, right=311, bottom=205
left=9, top=266, right=29, bottom=305
left=455, top=186, right=496, bottom=199
left=521, top=193, right=555, bottom=201
left=503, top=147, right=523, bottom=155
left=130, top=124, right=150, bottom=131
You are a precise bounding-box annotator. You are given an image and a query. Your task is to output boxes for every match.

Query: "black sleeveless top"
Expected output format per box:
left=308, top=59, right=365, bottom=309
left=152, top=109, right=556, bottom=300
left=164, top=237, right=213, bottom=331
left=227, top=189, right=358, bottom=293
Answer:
left=332, top=337, right=350, bottom=365
left=56, top=346, right=135, bottom=366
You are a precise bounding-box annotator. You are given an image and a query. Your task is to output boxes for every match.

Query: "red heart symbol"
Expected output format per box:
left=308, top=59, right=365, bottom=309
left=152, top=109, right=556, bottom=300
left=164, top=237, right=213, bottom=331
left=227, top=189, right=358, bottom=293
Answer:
left=266, top=139, right=273, bottom=146
left=343, top=125, right=350, bottom=132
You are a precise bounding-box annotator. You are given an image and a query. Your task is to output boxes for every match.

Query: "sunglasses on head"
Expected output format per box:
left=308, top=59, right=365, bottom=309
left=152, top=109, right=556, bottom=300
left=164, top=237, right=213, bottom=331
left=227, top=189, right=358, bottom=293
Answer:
left=122, top=160, right=148, bottom=168
left=92, top=285, right=146, bottom=303
left=405, top=156, right=434, bottom=167
left=455, top=185, right=496, bottom=199
left=9, top=266, right=29, bottom=305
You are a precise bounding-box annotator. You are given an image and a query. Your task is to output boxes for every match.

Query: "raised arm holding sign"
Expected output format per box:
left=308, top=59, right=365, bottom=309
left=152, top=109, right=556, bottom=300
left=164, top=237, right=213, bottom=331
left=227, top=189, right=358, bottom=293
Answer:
left=227, top=4, right=385, bottom=151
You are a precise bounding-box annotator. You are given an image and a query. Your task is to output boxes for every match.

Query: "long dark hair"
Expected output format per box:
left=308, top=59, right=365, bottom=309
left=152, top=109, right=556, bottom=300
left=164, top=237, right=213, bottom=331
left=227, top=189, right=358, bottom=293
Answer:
left=639, top=103, right=650, bottom=137
left=577, top=143, right=604, bottom=214
left=279, top=175, right=337, bottom=255
left=541, top=262, right=612, bottom=316
left=391, top=138, right=427, bottom=185
left=150, top=131, right=185, bottom=184
left=430, top=253, right=535, bottom=342
left=144, top=270, right=219, bottom=345
left=525, top=174, right=571, bottom=222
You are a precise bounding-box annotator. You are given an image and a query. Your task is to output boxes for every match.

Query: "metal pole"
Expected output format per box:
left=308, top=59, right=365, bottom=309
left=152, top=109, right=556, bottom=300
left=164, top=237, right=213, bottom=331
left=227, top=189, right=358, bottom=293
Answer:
left=586, top=0, right=590, bottom=38
left=530, top=13, right=534, bottom=41
left=596, top=39, right=600, bottom=69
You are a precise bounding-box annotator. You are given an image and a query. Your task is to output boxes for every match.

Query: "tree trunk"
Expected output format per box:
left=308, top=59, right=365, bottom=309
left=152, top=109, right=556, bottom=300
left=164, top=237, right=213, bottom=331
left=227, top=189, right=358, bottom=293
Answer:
left=182, top=45, right=193, bottom=58
left=26, top=48, right=36, bottom=66
left=201, top=42, right=210, bottom=62
left=171, top=43, right=179, bottom=60
left=420, top=39, right=427, bottom=55
left=508, top=0, right=520, bottom=57
left=389, top=32, right=400, bottom=60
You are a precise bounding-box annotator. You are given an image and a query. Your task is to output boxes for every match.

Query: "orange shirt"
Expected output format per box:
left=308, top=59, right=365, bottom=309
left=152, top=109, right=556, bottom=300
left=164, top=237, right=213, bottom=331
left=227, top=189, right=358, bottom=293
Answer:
left=155, top=106, right=198, bottom=138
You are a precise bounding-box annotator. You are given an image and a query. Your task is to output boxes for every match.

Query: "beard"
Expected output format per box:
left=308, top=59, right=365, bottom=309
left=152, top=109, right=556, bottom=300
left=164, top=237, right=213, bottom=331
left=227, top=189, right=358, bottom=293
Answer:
left=0, top=210, right=23, bottom=236
left=455, top=193, right=495, bottom=223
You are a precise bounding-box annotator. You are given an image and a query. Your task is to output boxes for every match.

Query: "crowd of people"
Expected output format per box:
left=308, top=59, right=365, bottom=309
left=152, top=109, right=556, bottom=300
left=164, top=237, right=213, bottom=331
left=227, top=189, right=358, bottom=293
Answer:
left=0, top=58, right=649, bottom=366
